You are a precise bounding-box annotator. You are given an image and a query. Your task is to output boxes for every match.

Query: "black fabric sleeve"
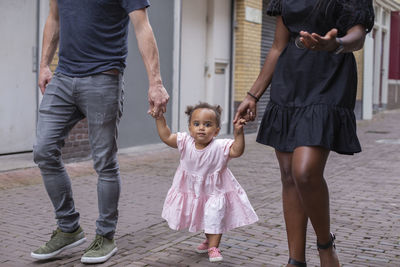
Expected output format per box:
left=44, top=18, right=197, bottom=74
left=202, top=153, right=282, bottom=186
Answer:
left=266, top=0, right=282, bottom=16
left=335, top=0, right=375, bottom=34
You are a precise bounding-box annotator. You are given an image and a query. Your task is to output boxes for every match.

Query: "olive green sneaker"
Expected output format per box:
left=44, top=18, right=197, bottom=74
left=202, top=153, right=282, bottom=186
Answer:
left=80, top=235, right=117, bottom=264
left=31, top=227, right=86, bottom=260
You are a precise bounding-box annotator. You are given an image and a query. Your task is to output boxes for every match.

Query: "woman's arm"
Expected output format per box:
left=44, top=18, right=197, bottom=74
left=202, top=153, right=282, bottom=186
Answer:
left=234, top=16, right=289, bottom=122
left=155, top=115, right=177, bottom=148
left=299, top=24, right=367, bottom=53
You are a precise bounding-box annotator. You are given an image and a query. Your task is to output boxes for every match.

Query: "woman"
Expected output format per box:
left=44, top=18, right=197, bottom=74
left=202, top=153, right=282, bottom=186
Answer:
left=234, top=0, right=374, bottom=266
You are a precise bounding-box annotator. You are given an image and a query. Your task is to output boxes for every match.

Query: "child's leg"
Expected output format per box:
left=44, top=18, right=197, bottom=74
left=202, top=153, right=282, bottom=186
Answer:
left=205, top=233, right=222, bottom=248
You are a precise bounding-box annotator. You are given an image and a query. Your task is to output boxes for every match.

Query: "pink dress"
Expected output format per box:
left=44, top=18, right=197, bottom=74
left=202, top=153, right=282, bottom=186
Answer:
left=162, top=132, right=259, bottom=234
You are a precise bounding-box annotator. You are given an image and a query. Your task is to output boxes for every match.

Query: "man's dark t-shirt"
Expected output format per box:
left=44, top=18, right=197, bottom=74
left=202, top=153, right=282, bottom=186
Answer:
left=56, top=0, right=150, bottom=77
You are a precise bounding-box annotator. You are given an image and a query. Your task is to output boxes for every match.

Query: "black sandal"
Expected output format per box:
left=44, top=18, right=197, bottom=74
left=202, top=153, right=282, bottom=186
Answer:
left=288, top=258, right=307, bottom=267
left=317, top=232, right=336, bottom=250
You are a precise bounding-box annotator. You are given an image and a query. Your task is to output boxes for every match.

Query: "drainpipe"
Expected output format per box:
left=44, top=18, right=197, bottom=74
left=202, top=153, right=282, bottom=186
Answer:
left=35, top=0, right=40, bottom=124
left=228, top=0, right=235, bottom=134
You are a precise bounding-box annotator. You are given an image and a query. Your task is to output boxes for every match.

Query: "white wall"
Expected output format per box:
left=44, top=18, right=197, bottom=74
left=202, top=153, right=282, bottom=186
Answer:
left=0, top=1, right=38, bottom=154
left=178, top=0, right=232, bottom=133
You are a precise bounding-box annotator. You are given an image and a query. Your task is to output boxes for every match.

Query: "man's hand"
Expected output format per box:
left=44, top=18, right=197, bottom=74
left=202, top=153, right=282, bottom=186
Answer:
left=38, top=65, right=53, bottom=94
left=148, top=83, right=169, bottom=118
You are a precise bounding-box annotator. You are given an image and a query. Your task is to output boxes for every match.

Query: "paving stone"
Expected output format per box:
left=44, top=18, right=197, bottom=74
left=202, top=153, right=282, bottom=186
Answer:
left=1, top=110, right=400, bottom=266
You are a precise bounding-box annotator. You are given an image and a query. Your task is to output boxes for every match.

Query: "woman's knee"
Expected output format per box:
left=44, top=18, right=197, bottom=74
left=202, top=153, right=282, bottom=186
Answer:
left=292, top=165, right=318, bottom=188
left=280, top=167, right=296, bottom=188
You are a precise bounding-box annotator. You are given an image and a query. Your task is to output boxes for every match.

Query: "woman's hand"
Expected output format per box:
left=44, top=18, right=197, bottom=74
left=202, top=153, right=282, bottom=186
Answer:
left=299, top=28, right=339, bottom=52
left=234, top=96, right=257, bottom=123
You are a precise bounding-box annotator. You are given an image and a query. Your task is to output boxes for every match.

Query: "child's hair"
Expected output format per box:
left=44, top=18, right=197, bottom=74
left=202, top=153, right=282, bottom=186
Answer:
left=185, top=102, right=222, bottom=128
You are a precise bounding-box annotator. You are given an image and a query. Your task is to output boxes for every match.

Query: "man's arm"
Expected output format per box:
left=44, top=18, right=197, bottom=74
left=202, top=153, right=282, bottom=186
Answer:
left=129, top=8, right=169, bottom=118
left=38, top=0, right=59, bottom=94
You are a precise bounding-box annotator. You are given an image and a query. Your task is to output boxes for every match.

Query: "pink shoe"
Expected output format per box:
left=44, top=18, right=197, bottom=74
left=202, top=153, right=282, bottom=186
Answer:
left=208, top=247, right=223, bottom=262
left=196, top=239, right=208, bottom=253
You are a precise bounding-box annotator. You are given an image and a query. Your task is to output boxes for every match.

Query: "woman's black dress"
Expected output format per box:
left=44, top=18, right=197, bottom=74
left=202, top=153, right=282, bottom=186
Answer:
left=256, top=0, right=374, bottom=155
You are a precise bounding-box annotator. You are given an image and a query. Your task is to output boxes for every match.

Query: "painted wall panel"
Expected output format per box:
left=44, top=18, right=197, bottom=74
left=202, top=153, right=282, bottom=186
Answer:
left=118, top=0, right=174, bottom=148
left=0, top=1, right=37, bottom=154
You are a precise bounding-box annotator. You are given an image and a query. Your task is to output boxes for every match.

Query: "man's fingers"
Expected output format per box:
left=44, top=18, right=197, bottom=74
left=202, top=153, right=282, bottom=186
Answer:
left=160, top=103, right=167, bottom=114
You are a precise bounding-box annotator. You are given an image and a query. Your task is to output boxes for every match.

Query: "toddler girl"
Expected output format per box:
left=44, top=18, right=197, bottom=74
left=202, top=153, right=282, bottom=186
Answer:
left=154, top=102, right=258, bottom=262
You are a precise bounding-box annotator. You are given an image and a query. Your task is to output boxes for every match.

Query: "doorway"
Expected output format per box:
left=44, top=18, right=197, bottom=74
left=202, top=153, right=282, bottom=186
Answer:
left=179, top=0, right=232, bottom=134
left=0, top=1, right=38, bottom=154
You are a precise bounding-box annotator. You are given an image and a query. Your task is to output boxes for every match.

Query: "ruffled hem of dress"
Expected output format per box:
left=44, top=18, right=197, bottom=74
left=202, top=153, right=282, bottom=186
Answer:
left=161, top=190, right=259, bottom=234
left=256, top=102, right=361, bottom=155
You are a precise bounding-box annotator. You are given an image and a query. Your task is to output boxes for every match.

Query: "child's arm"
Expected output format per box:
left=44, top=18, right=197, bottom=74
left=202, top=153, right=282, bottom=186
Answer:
left=229, top=118, right=246, bottom=158
left=155, top=114, right=178, bottom=148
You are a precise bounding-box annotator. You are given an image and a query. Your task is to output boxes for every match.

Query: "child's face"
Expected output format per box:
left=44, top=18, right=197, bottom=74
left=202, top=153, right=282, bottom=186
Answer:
left=189, top=108, right=220, bottom=149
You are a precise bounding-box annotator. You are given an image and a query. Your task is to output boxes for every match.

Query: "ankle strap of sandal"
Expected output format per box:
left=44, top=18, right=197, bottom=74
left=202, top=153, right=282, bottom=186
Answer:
left=317, top=233, right=336, bottom=250
left=288, top=258, right=307, bottom=267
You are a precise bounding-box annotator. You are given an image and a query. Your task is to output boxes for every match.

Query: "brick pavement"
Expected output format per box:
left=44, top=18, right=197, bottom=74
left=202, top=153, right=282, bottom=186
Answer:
left=0, top=110, right=399, bottom=267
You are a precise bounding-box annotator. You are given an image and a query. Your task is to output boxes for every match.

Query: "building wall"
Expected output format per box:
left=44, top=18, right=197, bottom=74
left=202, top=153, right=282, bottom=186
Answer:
left=118, top=0, right=174, bottom=148
left=388, top=11, right=400, bottom=109
left=257, top=0, right=276, bottom=127
left=354, top=50, right=364, bottom=119
left=233, top=0, right=263, bottom=132
left=0, top=0, right=38, bottom=154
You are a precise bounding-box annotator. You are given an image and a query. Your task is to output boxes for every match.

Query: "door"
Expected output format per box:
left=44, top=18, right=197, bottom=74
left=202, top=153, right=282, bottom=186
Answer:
left=0, top=1, right=38, bottom=154
left=179, top=0, right=208, bottom=131
left=180, top=0, right=232, bottom=133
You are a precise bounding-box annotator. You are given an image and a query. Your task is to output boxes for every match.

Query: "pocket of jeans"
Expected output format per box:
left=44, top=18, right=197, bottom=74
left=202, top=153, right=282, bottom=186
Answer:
left=118, top=88, right=124, bottom=119
left=92, top=74, right=120, bottom=87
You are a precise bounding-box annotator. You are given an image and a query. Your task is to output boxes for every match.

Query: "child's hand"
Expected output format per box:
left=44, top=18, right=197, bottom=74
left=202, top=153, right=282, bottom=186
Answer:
left=150, top=108, right=164, bottom=120
left=233, top=118, right=247, bottom=135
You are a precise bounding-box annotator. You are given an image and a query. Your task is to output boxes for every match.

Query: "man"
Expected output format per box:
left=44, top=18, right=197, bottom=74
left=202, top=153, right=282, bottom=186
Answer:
left=31, top=0, right=169, bottom=264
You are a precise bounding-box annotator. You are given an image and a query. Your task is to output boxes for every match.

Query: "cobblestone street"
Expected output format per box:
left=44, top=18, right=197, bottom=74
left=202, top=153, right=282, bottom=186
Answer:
left=0, top=110, right=399, bottom=267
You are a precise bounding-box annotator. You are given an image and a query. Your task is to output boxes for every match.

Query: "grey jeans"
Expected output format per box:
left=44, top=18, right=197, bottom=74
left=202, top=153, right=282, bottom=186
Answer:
left=34, top=72, right=124, bottom=239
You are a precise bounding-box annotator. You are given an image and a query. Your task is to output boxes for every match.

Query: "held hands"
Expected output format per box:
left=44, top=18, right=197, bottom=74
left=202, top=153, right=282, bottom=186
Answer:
left=38, top=65, right=53, bottom=94
left=148, top=83, right=169, bottom=118
left=299, top=28, right=339, bottom=52
left=233, top=95, right=257, bottom=124
left=233, top=118, right=247, bottom=136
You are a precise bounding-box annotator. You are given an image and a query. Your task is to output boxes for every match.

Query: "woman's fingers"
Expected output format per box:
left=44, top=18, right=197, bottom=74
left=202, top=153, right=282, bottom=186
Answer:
left=300, top=31, right=318, bottom=48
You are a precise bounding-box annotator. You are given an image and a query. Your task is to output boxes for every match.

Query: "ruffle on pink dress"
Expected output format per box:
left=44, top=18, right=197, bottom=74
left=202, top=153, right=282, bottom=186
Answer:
left=162, top=132, right=258, bottom=234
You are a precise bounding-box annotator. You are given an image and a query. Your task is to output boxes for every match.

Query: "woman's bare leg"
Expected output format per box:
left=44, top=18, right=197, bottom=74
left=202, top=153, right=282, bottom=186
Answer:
left=291, top=146, right=339, bottom=267
left=275, top=150, right=308, bottom=266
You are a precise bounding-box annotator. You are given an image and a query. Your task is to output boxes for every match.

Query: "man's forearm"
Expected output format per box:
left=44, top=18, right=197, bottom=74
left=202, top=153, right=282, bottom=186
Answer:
left=40, top=14, right=59, bottom=68
left=135, top=21, right=162, bottom=86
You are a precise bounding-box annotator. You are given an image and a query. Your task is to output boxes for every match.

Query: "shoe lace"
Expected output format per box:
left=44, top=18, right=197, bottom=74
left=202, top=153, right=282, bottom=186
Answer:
left=85, top=235, right=103, bottom=252
left=45, top=229, right=59, bottom=246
